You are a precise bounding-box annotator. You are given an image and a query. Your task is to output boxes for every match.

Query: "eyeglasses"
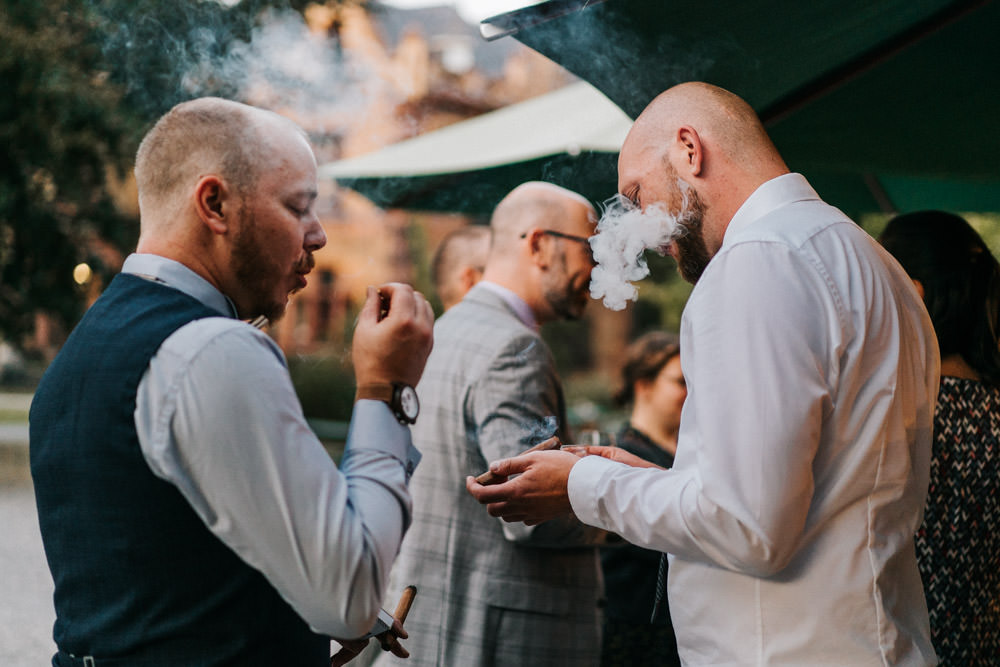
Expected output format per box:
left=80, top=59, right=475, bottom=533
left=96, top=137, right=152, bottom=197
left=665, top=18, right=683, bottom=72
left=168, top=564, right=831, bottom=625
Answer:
left=520, top=230, right=594, bottom=260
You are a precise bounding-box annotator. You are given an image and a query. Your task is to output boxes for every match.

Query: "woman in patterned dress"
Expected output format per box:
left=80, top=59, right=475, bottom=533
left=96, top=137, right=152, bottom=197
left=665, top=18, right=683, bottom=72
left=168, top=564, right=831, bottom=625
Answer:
left=599, top=331, right=686, bottom=667
left=880, top=211, right=1000, bottom=666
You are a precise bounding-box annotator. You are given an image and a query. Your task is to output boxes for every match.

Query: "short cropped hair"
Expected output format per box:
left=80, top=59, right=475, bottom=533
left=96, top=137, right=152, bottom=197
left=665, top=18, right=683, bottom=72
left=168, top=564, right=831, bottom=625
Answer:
left=134, top=97, right=274, bottom=211
left=431, top=226, right=490, bottom=306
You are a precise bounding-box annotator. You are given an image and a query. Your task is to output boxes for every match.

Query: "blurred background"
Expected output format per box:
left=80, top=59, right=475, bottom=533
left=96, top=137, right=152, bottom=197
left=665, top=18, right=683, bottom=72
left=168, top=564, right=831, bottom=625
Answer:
left=0, top=0, right=701, bottom=438
left=2, top=0, right=999, bottom=662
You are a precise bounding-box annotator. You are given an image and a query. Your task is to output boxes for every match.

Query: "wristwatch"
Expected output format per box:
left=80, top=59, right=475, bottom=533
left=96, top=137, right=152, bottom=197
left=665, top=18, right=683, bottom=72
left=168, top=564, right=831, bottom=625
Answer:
left=356, top=382, right=420, bottom=425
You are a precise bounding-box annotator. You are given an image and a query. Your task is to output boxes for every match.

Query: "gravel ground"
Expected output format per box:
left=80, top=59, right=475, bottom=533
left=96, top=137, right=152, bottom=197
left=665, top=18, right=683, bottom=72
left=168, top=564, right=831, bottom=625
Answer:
left=0, top=481, right=56, bottom=666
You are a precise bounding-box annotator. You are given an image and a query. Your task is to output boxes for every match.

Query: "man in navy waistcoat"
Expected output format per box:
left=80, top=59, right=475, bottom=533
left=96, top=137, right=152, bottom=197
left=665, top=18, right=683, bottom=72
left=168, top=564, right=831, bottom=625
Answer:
left=30, top=97, right=434, bottom=666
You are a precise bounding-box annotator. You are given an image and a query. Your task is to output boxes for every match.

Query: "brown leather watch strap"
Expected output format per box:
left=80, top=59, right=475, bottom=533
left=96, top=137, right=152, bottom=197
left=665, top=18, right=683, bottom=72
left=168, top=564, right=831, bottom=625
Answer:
left=355, top=383, right=395, bottom=404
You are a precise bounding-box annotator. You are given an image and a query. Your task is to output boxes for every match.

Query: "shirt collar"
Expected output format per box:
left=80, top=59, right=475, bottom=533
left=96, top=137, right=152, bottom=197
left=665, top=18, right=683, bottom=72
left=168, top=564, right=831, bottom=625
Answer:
left=722, top=173, right=821, bottom=248
left=476, top=281, right=539, bottom=331
left=122, top=253, right=239, bottom=318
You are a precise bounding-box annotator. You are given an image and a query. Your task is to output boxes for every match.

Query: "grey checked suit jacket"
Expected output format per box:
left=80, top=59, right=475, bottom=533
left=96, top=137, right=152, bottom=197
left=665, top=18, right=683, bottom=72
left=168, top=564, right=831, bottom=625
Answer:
left=372, top=285, right=604, bottom=667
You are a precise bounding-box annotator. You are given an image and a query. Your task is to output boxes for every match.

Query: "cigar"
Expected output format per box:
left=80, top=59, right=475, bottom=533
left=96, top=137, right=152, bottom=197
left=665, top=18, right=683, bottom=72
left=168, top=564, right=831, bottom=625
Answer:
left=475, top=436, right=562, bottom=485
left=377, top=586, right=418, bottom=653
left=393, top=585, right=417, bottom=624
left=377, top=288, right=390, bottom=321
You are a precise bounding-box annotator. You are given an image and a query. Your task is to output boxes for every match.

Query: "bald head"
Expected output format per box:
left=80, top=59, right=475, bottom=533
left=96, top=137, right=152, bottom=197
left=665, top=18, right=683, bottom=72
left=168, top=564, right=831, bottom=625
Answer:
left=626, top=82, right=785, bottom=174
left=481, top=181, right=597, bottom=324
left=488, top=182, right=595, bottom=260
left=617, top=83, right=788, bottom=263
left=134, top=97, right=305, bottom=230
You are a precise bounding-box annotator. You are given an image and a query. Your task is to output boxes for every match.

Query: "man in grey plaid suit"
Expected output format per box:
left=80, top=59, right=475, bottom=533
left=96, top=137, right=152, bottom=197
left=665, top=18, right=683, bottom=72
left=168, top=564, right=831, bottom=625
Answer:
left=372, top=182, right=606, bottom=666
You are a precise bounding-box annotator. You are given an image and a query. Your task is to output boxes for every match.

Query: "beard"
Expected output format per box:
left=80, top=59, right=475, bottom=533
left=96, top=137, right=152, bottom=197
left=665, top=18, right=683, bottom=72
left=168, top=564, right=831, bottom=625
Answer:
left=666, top=170, right=711, bottom=285
left=542, top=253, right=588, bottom=321
left=232, top=205, right=313, bottom=322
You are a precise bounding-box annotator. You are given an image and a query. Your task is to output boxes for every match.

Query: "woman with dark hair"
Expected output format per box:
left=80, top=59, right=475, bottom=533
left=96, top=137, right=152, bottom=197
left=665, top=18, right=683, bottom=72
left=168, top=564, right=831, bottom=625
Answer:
left=879, top=211, right=1000, bottom=665
left=599, top=331, right=685, bottom=667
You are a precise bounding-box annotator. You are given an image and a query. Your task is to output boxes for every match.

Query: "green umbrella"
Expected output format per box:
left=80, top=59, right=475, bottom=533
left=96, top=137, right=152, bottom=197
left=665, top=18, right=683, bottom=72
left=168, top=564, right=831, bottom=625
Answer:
left=481, top=0, right=1000, bottom=213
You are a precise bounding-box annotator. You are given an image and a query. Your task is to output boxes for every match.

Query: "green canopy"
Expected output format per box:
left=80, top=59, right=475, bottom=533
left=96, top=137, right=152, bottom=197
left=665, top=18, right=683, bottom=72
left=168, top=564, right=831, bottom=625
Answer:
left=481, top=0, right=1000, bottom=213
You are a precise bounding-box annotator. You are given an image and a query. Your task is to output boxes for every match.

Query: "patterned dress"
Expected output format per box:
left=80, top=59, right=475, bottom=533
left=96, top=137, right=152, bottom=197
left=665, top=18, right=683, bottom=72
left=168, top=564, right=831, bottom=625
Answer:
left=915, top=377, right=1000, bottom=666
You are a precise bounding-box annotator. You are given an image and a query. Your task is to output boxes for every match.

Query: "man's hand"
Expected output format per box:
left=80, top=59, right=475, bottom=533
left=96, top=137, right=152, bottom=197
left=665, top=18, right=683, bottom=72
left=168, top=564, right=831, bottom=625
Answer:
left=330, top=616, right=410, bottom=666
left=374, top=616, right=411, bottom=659
left=465, top=449, right=580, bottom=525
left=353, top=283, right=434, bottom=388
left=562, top=445, right=665, bottom=469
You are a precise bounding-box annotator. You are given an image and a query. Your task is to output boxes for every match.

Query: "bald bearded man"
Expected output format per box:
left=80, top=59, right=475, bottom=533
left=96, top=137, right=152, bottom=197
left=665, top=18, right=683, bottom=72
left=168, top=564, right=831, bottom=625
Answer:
left=30, top=98, right=433, bottom=666
left=373, top=182, right=607, bottom=667
left=468, top=84, right=940, bottom=665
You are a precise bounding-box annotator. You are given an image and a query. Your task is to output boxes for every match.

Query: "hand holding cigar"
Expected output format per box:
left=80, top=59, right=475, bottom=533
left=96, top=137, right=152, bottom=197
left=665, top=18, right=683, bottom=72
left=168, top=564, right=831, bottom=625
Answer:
left=475, top=436, right=562, bottom=485
left=330, top=586, right=417, bottom=665
left=376, top=586, right=417, bottom=656
left=466, top=436, right=580, bottom=525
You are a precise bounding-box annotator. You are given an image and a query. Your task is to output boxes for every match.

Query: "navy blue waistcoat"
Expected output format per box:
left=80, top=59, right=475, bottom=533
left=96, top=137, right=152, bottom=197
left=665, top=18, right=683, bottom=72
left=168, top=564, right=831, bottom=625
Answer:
left=30, top=273, right=328, bottom=666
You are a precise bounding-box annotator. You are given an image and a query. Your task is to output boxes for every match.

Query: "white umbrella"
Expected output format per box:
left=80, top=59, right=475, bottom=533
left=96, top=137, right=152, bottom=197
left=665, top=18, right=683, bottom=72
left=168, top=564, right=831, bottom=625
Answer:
left=319, top=81, right=631, bottom=213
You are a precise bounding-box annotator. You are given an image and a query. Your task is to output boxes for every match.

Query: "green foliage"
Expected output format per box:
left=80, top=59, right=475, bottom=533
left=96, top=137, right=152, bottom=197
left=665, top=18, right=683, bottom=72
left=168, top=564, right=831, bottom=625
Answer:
left=542, top=318, right=591, bottom=378
left=632, top=250, right=692, bottom=335
left=1, top=0, right=328, bottom=351
left=1, top=0, right=142, bottom=349
left=286, top=353, right=356, bottom=422
left=402, top=216, right=440, bottom=314
left=544, top=251, right=691, bottom=383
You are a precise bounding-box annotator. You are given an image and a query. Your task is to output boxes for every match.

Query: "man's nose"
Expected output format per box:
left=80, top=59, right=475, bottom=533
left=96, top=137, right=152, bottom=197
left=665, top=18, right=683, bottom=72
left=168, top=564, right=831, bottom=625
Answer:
left=305, top=215, right=326, bottom=252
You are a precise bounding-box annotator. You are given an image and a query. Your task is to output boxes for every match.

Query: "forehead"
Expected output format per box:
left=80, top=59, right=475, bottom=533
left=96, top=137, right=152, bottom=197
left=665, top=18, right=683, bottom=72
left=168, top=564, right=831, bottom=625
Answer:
left=255, top=130, right=317, bottom=192
left=617, top=126, right=660, bottom=194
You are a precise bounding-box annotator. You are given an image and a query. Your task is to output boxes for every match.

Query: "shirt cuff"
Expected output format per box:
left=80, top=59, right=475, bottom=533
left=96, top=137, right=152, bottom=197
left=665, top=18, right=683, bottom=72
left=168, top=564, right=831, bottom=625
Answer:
left=567, top=454, right=623, bottom=530
left=347, top=400, right=421, bottom=478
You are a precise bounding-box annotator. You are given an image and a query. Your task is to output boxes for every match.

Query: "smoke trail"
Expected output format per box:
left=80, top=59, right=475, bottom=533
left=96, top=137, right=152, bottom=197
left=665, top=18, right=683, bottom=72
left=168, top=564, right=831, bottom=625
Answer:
left=181, top=9, right=385, bottom=123
left=96, top=3, right=390, bottom=134
left=588, top=182, right=693, bottom=311
left=467, top=414, right=558, bottom=450
left=526, top=415, right=558, bottom=444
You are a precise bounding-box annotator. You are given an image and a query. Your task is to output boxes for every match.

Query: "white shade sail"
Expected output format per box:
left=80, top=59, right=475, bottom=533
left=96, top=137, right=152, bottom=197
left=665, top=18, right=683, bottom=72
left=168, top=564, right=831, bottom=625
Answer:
left=319, top=81, right=632, bottom=180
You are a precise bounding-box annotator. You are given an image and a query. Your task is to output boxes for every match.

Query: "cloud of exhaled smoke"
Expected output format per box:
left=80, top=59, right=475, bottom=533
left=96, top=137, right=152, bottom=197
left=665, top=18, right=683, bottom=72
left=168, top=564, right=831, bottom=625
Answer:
left=588, top=183, right=692, bottom=311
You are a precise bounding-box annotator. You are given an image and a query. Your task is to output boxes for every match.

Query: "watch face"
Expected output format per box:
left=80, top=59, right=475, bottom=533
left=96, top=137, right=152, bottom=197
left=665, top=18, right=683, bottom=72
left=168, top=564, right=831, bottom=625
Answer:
left=399, top=385, right=419, bottom=419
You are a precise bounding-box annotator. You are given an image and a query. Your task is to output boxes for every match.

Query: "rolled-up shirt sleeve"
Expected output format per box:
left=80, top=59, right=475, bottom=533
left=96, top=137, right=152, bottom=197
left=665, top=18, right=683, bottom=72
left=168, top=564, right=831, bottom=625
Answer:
left=135, top=317, right=417, bottom=639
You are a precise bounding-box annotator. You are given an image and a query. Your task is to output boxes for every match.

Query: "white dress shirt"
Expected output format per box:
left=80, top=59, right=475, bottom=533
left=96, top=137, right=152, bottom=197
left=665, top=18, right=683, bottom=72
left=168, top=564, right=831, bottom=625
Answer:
left=126, top=253, right=419, bottom=640
left=569, top=174, right=940, bottom=665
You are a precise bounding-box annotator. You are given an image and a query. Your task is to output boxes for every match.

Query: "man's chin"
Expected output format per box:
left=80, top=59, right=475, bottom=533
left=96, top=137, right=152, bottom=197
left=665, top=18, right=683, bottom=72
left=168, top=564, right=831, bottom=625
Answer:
left=566, top=301, right=588, bottom=321
left=255, top=300, right=288, bottom=324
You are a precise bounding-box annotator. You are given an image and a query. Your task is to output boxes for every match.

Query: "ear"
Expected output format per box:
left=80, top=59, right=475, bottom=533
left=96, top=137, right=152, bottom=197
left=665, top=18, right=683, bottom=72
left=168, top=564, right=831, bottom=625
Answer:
left=193, top=175, right=230, bottom=235
left=525, top=228, right=551, bottom=268
left=459, top=266, right=483, bottom=293
left=676, top=126, right=704, bottom=178
left=912, top=279, right=925, bottom=301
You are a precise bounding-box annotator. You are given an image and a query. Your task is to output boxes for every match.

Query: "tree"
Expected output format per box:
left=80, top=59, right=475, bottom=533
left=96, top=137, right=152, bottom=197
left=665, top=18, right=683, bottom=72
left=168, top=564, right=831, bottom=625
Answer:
left=1, top=0, right=141, bottom=351
left=0, top=0, right=326, bottom=352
